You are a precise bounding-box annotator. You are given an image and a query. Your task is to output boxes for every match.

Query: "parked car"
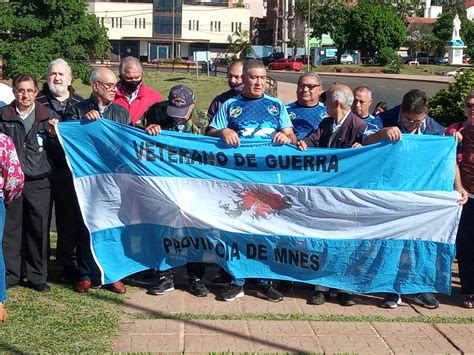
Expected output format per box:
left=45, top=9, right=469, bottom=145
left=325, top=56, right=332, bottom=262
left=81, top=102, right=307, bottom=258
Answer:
left=442, top=67, right=472, bottom=77
left=403, top=52, right=445, bottom=64
left=429, top=56, right=448, bottom=64
left=340, top=54, right=354, bottom=64
left=262, top=52, right=284, bottom=66
left=267, top=58, right=304, bottom=71
left=321, top=56, right=337, bottom=65
left=293, top=55, right=312, bottom=64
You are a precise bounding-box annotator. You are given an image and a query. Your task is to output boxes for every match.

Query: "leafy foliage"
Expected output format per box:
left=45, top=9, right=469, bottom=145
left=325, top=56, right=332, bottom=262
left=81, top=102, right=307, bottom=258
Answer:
left=429, top=71, right=474, bottom=126
left=373, top=0, right=425, bottom=18
left=0, top=0, right=110, bottom=81
left=228, top=30, right=254, bottom=58
left=377, top=47, right=399, bottom=66
left=349, top=1, right=407, bottom=58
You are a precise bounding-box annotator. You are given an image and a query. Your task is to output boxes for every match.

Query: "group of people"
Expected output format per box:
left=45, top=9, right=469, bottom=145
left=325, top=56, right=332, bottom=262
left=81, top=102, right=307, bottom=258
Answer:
left=0, top=56, right=472, bottom=324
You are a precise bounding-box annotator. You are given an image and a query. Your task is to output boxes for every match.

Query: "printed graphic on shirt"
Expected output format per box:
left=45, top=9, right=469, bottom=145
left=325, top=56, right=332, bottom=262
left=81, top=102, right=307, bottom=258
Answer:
left=286, top=102, right=327, bottom=139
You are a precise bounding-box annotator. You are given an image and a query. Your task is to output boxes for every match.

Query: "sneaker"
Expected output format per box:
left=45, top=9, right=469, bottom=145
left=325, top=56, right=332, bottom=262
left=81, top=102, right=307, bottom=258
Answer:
left=381, top=293, right=402, bottom=309
left=219, top=283, right=244, bottom=302
left=147, top=276, right=174, bottom=296
left=337, top=292, right=356, bottom=306
left=414, top=293, right=439, bottom=309
left=189, top=279, right=209, bottom=297
left=308, top=290, right=326, bottom=305
left=257, top=283, right=283, bottom=302
left=212, top=269, right=231, bottom=284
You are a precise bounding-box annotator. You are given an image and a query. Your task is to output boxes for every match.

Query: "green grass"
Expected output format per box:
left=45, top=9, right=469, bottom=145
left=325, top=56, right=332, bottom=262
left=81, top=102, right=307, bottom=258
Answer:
left=0, top=233, right=125, bottom=352
left=73, top=71, right=229, bottom=113
left=132, top=311, right=474, bottom=324
left=308, top=63, right=461, bottom=76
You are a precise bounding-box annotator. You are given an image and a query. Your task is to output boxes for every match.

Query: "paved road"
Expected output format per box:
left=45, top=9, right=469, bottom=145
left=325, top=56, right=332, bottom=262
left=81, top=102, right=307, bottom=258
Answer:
left=269, top=71, right=450, bottom=110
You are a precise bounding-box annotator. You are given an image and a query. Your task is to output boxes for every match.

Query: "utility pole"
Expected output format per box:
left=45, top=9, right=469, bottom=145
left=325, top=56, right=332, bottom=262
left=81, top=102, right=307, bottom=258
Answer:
left=273, top=0, right=280, bottom=50
left=282, top=0, right=288, bottom=58
left=307, top=0, right=311, bottom=69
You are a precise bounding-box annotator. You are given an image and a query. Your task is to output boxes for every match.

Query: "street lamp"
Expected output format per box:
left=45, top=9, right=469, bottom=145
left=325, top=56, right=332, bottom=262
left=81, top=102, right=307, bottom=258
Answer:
left=171, top=0, right=175, bottom=60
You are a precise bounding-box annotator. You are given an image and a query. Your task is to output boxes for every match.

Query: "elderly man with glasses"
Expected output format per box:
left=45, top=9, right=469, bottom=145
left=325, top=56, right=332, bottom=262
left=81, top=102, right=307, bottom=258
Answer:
left=50, top=68, right=131, bottom=294
left=363, top=89, right=468, bottom=309
left=286, top=72, right=327, bottom=140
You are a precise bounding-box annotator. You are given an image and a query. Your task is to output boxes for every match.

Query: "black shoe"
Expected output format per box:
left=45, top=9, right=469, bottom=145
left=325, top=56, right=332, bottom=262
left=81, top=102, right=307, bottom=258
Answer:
left=337, top=292, right=355, bottom=306
left=189, top=279, right=209, bottom=297
left=308, top=290, right=326, bottom=305
left=277, top=281, right=294, bottom=293
left=147, top=276, right=174, bottom=296
left=414, top=293, right=439, bottom=309
left=143, top=269, right=156, bottom=279
left=27, top=282, right=51, bottom=292
left=257, top=283, right=283, bottom=302
left=212, top=270, right=231, bottom=284
left=218, top=283, right=244, bottom=301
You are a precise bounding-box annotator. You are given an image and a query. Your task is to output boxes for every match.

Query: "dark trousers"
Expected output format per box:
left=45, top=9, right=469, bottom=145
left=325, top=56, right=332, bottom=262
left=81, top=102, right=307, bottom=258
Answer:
left=51, top=167, right=78, bottom=268
left=3, top=178, right=51, bottom=286
left=159, top=263, right=205, bottom=283
left=457, top=197, right=474, bottom=294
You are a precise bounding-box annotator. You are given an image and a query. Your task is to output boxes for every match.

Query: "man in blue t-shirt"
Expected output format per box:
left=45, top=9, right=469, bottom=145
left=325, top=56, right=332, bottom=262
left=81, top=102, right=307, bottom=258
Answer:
left=207, top=59, right=296, bottom=303
left=286, top=73, right=327, bottom=140
left=351, top=85, right=374, bottom=121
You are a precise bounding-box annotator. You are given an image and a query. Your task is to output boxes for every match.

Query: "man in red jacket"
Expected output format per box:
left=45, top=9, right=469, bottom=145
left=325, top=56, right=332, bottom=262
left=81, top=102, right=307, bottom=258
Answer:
left=114, top=56, right=162, bottom=126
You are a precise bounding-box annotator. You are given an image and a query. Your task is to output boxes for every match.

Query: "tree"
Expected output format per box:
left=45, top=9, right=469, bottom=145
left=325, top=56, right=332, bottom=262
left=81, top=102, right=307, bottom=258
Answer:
left=228, top=30, right=254, bottom=58
left=374, top=0, right=425, bottom=18
left=307, top=0, right=351, bottom=56
left=429, top=71, right=474, bottom=126
left=0, top=0, right=110, bottom=80
left=432, top=7, right=474, bottom=57
left=406, top=22, right=433, bottom=54
left=348, top=2, right=407, bottom=58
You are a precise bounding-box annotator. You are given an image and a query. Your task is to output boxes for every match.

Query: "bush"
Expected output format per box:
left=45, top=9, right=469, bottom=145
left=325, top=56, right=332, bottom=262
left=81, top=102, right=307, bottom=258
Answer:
left=429, top=71, right=474, bottom=126
left=377, top=47, right=398, bottom=66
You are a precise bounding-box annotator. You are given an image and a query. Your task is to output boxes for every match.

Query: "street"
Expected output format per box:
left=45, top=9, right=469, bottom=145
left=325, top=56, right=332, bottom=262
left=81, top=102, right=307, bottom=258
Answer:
left=269, top=71, right=450, bottom=109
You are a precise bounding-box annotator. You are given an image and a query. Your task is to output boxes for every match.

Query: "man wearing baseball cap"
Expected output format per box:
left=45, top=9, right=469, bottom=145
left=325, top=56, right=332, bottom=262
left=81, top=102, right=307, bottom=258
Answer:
left=144, top=85, right=209, bottom=297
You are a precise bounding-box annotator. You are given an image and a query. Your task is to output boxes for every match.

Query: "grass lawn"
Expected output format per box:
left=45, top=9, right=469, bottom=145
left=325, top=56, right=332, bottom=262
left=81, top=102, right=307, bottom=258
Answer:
left=73, top=71, right=229, bottom=113
left=309, top=63, right=462, bottom=76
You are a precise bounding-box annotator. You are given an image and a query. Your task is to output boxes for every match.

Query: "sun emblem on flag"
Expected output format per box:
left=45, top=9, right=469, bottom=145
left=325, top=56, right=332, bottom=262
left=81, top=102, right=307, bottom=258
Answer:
left=230, top=106, right=242, bottom=118
left=219, top=188, right=292, bottom=220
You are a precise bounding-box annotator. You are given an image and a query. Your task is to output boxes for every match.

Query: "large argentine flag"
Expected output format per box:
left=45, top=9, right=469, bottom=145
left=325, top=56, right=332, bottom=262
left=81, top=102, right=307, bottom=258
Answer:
left=57, top=119, right=461, bottom=294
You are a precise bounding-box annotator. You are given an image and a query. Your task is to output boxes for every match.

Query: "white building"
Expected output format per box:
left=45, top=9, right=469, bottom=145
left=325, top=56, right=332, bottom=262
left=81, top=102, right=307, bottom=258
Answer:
left=86, top=0, right=250, bottom=61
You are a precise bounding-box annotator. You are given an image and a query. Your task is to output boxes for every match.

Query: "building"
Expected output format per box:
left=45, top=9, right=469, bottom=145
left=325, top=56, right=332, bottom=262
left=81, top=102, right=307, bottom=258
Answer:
left=86, top=0, right=251, bottom=61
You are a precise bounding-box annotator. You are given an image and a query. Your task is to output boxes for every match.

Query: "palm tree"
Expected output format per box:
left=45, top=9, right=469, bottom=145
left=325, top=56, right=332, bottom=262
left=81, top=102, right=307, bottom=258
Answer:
left=228, top=30, right=254, bottom=58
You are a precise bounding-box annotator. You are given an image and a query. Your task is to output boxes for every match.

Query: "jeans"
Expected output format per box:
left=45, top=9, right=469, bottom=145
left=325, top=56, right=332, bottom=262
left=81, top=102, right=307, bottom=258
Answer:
left=0, top=199, right=6, bottom=302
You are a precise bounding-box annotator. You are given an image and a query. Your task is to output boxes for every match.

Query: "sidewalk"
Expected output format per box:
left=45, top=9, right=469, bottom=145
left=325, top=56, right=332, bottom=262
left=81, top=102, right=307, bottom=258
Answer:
left=113, top=266, right=473, bottom=353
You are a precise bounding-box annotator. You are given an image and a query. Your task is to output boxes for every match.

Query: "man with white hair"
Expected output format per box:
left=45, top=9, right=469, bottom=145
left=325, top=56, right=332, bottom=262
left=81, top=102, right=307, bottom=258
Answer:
left=297, top=84, right=367, bottom=307
left=37, top=59, right=83, bottom=280
left=351, top=85, right=374, bottom=121
left=114, top=56, right=162, bottom=126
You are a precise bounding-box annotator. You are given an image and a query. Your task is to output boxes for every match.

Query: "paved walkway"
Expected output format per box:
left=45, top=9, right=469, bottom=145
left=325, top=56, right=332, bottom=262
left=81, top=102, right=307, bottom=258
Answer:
left=113, top=265, right=473, bottom=353
left=113, top=79, right=473, bottom=353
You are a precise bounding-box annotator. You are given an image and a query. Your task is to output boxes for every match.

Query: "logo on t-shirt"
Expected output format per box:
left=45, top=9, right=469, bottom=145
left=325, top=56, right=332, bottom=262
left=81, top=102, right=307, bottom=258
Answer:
left=267, top=105, right=278, bottom=116
left=288, top=111, right=296, bottom=121
left=230, top=106, right=242, bottom=118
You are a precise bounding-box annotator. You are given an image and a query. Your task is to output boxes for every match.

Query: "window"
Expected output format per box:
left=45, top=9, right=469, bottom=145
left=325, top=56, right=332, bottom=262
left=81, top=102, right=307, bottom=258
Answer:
left=218, top=21, right=221, bottom=32
left=210, top=21, right=213, bottom=32
left=142, top=18, right=146, bottom=29
left=231, top=22, right=234, bottom=32
left=196, top=20, right=199, bottom=31
left=189, top=20, right=191, bottom=30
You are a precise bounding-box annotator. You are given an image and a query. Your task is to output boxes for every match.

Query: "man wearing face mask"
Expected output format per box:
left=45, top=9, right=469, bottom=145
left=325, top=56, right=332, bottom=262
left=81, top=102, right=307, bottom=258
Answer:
left=206, top=60, right=245, bottom=124
left=144, top=85, right=210, bottom=297
left=37, top=59, right=83, bottom=280
left=114, top=56, right=163, bottom=126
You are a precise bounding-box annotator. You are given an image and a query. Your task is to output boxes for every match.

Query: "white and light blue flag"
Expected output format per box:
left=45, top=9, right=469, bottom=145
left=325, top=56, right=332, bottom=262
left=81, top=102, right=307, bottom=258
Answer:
left=57, top=119, right=462, bottom=294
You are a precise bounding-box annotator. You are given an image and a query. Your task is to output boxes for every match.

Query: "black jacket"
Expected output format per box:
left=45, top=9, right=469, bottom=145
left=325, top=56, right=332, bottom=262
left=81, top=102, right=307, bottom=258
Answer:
left=64, top=95, right=131, bottom=125
left=37, top=84, right=84, bottom=120
left=0, top=101, right=57, bottom=180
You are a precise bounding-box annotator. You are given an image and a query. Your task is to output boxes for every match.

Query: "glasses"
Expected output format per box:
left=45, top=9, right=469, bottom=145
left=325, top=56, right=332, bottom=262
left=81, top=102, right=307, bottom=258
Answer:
left=297, top=84, right=321, bottom=91
left=97, top=81, right=117, bottom=91
left=14, top=88, right=37, bottom=95
left=466, top=103, right=474, bottom=109
left=402, top=115, right=426, bottom=125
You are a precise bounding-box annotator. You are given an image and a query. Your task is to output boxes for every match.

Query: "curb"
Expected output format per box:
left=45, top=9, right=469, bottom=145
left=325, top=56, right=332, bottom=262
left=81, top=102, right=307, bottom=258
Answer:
left=268, top=70, right=454, bottom=84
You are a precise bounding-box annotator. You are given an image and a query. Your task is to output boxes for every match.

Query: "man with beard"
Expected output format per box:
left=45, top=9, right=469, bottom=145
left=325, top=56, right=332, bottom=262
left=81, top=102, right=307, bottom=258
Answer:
left=37, top=59, right=83, bottom=279
left=114, top=56, right=162, bottom=126
left=206, top=60, right=245, bottom=123
left=51, top=68, right=130, bottom=294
